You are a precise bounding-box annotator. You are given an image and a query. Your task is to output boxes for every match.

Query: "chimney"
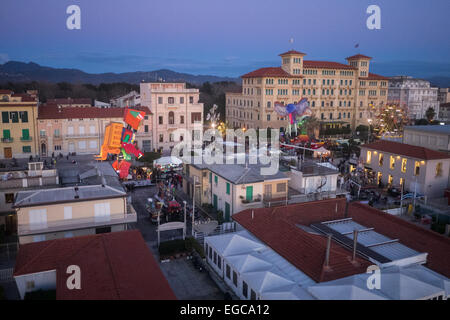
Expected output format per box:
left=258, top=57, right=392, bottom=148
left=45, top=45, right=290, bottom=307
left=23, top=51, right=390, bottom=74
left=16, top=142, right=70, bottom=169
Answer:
left=352, top=229, right=358, bottom=262
left=324, top=234, right=332, bottom=267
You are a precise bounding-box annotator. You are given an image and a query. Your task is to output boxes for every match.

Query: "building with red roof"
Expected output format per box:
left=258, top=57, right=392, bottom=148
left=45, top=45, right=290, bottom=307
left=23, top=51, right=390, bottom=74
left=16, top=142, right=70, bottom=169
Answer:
left=360, top=140, right=450, bottom=197
left=36, top=104, right=152, bottom=156
left=204, top=198, right=449, bottom=300
left=14, top=230, right=176, bottom=300
left=226, top=49, right=388, bottom=132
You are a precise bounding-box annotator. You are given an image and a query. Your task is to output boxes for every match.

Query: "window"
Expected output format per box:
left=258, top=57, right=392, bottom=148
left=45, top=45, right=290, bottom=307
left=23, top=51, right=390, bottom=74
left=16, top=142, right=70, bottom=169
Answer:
left=217, top=256, right=222, bottom=269
left=89, top=140, right=97, bottom=149
left=144, top=125, right=149, bottom=133
left=276, top=183, right=286, bottom=193
left=233, top=271, right=238, bottom=287
left=29, top=209, right=47, bottom=229
left=226, top=182, right=230, bottom=195
left=209, top=247, right=212, bottom=259
left=213, top=251, right=217, bottom=265
left=401, top=159, right=407, bottom=173
left=158, top=97, right=163, bottom=104
left=366, top=151, right=372, bottom=164
left=242, top=281, right=248, bottom=298
left=23, top=146, right=31, bottom=153
left=159, top=134, right=164, bottom=143
left=20, top=111, right=28, bottom=123
left=64, top=207, right=72, bottom=220
left=189, top=96, right=194, bottom=104
left=390, top=156, right=395, bottom=170
left=250, top=289, right=256, bottom=300
left=180, top=115, right=184, bottom=124
left=378, top=153, right=384, bottom=166
left=5, top=193, right=14, bottom=204
left=78, top=141, right=86, bottom=149
left=414, top=161, right=420, bottom=176
left=1, top=111, right=8, bottom=123
left=168, top=111, right=175, bottom=124
left=54, top=145, right=61, bottom=151
left=180, top=97, right=184, bottom=104
left=214, top=175, right=218, bottom=185
left=226, top=264, right=231, bottom=279
left=191, top=112, right=202, bottom=123
left=26, top=281, right=35, bottom=290
left=159, top=116, right=163, bottom=125
left=168, top=97, right=175, bottom=104
left=388, top=175, right=393, bottom=185
left=435, top=162, right=442, bottom=177
left=10, top=111, right=19, bottom=123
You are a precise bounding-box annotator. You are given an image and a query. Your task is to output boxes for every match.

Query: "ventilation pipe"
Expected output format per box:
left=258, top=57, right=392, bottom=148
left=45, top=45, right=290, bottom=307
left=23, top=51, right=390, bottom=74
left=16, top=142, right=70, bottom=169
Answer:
left=352, top=229, right=358, bottom=262
left=325, top=234, right=332, bottom=267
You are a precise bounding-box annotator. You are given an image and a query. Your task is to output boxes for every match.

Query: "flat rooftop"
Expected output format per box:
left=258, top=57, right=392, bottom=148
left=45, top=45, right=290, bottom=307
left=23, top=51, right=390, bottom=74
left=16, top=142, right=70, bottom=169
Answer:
left=14, top=184, right=126, bottom=208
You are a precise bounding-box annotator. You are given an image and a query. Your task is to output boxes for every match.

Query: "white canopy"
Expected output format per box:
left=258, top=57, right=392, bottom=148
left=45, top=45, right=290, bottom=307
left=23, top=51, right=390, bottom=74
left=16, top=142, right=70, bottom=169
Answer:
left=153, top=156, right=183, bottom=167
left=314, top=147, right=330, bottom=154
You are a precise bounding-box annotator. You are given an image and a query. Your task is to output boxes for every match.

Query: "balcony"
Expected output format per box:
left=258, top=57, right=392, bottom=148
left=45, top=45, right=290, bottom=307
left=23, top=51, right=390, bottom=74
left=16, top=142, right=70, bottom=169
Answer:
left=18, top=205, right=137, bottom=236
left=1, top=138, right=13, bottom=143
left=20, top=137, right=32, bottom=142
left=65, top=133, right=99, bottom=139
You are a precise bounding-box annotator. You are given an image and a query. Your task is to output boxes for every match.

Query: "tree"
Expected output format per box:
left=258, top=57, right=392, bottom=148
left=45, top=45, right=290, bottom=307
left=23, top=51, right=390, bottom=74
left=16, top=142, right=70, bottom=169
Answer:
left=301, top=116, right=320, bottom=138
left=374, top=102, right=410, bottom=136
left=425, top=107, right=436, bottom=122
left=415, top=118, right=429, bottom=126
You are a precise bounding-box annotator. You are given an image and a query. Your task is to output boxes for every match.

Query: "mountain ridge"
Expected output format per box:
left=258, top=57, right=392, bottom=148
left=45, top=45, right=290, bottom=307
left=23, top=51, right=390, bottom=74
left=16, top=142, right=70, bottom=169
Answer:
left=0, top=61, right=240, bottom=85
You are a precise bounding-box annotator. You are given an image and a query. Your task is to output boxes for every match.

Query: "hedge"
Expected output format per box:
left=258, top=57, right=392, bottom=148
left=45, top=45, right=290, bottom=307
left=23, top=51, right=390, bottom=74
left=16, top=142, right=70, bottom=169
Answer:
left=158, top=238, right=205, bottom=259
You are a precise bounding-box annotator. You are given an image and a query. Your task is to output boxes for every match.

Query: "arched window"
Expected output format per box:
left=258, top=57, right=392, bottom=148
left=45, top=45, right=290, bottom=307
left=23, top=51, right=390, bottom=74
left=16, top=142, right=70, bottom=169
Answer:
left=168, top=97, right=175, bottom=104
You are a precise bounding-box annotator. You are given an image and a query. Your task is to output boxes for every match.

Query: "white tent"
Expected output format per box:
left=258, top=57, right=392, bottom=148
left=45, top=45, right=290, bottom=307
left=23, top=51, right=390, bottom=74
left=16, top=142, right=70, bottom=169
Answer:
left=314, top=147, right=329, bottom=154
left=153, top=156, right=183, bottom=167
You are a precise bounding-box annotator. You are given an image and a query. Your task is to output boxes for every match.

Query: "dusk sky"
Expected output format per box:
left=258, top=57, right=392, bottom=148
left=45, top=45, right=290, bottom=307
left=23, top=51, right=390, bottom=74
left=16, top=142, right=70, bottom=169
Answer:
left=1, top=0, right=449, bottom=78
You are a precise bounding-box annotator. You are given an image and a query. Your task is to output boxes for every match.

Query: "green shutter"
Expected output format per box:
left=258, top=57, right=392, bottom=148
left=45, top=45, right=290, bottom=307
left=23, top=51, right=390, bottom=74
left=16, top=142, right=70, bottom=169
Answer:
left=3, top=129, right=10, bottom=139
left=225, top=202, right=230, bottom=221
left=213, top=194, right=218, bottom=210
left=22, top=129, right=29, bottom=139
left=246, top=186, right=253, bottom=201
left=209, top=172, right=212, bottom=183
left=214, top=175, right=218, bottom=184
left=226, top=182, right=230, bottom=195
left=2, top=112, right=9, bottom=123
left=22, top=146, right=31, bottom=153
left=20, top=111, right=28, bottom=123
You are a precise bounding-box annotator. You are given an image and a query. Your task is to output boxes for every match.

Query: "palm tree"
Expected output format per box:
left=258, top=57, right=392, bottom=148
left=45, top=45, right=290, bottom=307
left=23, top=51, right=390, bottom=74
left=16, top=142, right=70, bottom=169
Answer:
left=302, top=116, right=320, bottom=139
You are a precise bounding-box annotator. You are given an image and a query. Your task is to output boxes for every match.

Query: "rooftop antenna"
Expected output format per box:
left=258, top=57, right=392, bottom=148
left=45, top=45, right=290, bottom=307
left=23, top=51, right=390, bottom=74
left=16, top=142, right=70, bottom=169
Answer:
left=289, top=37, right=294, bottom=50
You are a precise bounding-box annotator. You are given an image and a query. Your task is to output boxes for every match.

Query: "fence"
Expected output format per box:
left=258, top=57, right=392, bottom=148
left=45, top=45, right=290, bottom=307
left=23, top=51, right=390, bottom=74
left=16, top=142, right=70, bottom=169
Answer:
left=194, top=222, right=236, bottom=245
left=0, top=268, right=14, bottom=282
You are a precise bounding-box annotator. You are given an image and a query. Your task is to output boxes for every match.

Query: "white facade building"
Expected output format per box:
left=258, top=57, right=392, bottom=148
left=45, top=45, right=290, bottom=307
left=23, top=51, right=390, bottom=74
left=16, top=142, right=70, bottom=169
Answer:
left=388, top=76, right=439, bottom=120
left=110, top=91, right=141, bottom=108
left=140, top=82, right=203, bottom=152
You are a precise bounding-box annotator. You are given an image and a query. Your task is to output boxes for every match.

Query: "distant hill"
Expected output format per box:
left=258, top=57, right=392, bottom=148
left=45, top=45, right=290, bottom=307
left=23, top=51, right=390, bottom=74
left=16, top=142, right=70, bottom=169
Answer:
left=0, top=61, right=240, bottom=85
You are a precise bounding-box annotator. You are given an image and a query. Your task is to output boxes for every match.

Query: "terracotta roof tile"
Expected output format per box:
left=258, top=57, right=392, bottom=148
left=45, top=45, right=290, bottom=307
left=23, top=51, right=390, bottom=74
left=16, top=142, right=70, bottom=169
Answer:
left=362, top=140, right=450, bottom=160
left=359, top=73, right=389, bottom=80
left=241, top=67, right=300, bottom=78
left=47, top=98, right=92, bottom=105
left=233, top=198, right=450, bottom=281
left=303, top=60, right=357, bottom=70
left=346, top=54, right=372, bottom=60
left=233, top=198, right=371, bottom=282
left=14, top=230, right=176, bottom=300
left=348, top=203, right=450, bottom=278
left=279, top=50, right=306, bottom=56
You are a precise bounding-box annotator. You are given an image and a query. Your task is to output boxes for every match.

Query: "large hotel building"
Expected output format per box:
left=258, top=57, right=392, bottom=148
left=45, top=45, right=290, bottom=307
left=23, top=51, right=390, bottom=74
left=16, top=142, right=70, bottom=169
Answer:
left=226, top=50, right=389, bottom=132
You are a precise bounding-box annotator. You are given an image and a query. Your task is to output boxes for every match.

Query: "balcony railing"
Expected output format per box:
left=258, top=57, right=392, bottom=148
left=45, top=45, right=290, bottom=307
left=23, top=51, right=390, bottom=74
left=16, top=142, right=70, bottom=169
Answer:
left=65, top=133, right=99, bottom=139
left=1, top=138, right=13, bottom=143
left=20, top=137, right=32, bottom=142
left=18, top=206, right=137, bottom=236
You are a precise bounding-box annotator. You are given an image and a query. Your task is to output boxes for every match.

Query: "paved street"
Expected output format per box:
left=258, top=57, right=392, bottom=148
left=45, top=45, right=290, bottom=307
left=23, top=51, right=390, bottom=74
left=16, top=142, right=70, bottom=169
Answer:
left=127, top=185, right=224, bottom=300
